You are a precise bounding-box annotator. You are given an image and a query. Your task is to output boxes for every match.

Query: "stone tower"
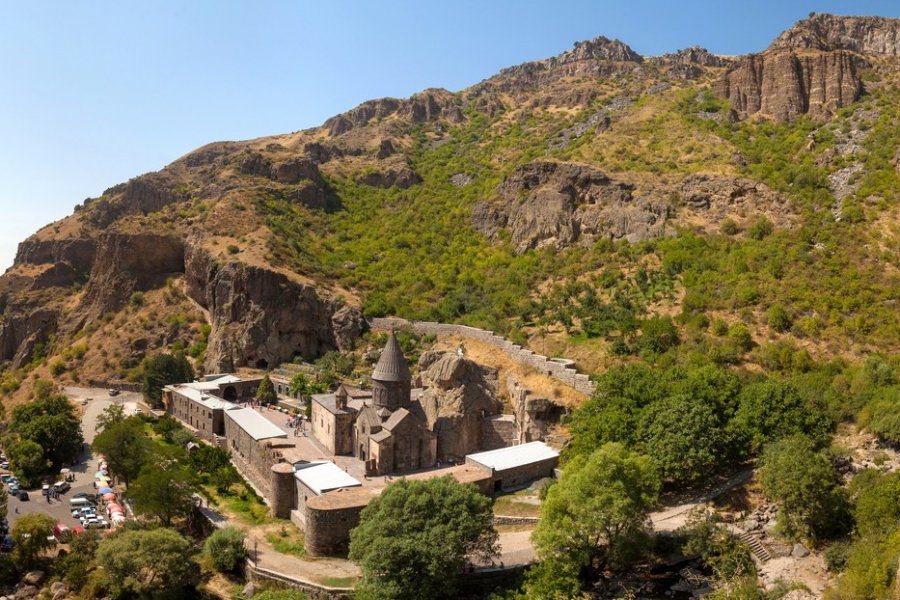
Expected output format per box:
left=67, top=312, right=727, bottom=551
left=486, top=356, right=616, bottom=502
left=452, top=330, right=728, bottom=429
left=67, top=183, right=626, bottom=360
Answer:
left=371, top=331, right=411, bottom=412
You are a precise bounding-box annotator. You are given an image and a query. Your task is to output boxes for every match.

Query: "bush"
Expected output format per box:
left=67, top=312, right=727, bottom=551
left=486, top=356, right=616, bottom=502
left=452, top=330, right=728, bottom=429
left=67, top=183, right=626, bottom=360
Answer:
left=766, top=304, right=793, bottom=333
left=129, top=291, right=145, bottom=307
left=204, top=527, right=247, bottom=573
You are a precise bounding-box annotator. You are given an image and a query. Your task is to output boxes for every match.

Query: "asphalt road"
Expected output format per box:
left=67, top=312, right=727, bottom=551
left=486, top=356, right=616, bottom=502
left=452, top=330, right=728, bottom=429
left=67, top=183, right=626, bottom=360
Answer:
left=4, top=387, right=142, bottom=532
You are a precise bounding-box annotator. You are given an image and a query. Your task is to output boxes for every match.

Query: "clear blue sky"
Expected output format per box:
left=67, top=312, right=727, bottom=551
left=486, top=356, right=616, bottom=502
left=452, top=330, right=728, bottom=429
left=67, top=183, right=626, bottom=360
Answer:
left=1, top=1, right=897, bottom=270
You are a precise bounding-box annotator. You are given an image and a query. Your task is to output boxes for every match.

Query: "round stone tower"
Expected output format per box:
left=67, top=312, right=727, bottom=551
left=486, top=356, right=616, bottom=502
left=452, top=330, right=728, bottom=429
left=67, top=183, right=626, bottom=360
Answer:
left=270, top=462, right=296, bottom=519
left=371, top=331, right=411, bottom=412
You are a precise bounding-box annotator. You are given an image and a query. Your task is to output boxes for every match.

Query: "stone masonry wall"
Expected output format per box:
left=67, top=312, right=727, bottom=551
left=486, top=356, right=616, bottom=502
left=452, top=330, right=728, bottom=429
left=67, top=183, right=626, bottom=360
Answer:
left=371, top=318, right=596, bottom=396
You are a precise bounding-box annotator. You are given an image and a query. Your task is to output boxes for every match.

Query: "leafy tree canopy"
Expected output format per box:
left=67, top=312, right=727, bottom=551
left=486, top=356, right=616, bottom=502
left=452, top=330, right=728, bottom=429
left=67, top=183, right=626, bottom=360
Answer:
left=141, top=352, right=193, bottom=408
left=92, top=417, right=150, bottom=487
left=255, top=374, right=277, bottom=405
left=349, top=476, right=497, bottom=600
left=95, top=528, right=195, bottom=598
left=11, top=513, right=56, bottom=569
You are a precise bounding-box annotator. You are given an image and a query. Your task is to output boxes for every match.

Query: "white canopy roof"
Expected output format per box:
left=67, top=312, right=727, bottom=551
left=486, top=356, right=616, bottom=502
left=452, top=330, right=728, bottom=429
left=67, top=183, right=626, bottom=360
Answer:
left=225, top=407, right=287, bottom=441
left=294, top=461, right=362, bottom=495
left=466, top=441, right=559, bottom=472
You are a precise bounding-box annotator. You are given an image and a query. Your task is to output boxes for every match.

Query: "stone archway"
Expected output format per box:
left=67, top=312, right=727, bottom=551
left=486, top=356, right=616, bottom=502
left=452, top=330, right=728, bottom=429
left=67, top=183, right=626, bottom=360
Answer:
left=223, top=386, right=237, bottom=402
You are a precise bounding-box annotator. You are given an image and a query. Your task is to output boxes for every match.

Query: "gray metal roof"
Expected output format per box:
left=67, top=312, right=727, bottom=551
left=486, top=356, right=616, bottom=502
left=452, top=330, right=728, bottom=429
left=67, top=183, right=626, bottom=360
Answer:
left=225, top=407, right=288, bottom=441
left=371, top=331, right=410, bottom=382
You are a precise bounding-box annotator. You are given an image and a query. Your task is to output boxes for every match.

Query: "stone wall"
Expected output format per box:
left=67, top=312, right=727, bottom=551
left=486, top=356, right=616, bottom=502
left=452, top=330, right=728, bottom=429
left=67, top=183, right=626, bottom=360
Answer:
left=480, top=415, right=517, bottom=450
left=370, top=318, right=595, bottom=396
left=304, top=495, right=369, bottom=556
left=493, top=456, right=559, bottom=492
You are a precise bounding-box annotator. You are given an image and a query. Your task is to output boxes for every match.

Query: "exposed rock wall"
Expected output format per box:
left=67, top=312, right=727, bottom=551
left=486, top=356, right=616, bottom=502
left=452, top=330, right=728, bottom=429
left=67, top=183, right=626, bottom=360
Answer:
left=322, top=89, right=464, bottom=137
left=418, top=352, right=502, bottom=461
left=715, top=49, right=861, bottom=122
left=473, top=161, right=670, bottom=253
left=770, top=13, right=900, bottom=56
left=184, top=242, right=365, bottom=372
left=507, top=374, right=567, bottom=443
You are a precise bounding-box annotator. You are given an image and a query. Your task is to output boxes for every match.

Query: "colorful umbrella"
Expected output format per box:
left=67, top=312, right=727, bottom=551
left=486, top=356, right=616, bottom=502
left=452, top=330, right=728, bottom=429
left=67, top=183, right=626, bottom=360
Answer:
left=102, top=493, right=117, bottom=501
left=98, top=487, right=113, bottom=494
left=107, top=503, right=124, bottom=513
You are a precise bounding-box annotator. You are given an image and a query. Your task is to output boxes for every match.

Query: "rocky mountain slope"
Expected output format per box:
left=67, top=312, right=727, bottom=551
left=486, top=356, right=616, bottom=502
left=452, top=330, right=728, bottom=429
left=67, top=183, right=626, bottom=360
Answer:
left=1, top=12, right=898, bottom=405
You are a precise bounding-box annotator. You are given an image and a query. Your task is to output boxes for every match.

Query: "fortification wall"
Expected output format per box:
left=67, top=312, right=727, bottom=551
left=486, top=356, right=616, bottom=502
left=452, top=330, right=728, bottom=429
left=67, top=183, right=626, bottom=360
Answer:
left=480, top=415, right=517, bottom=450
left=370, top=318, right=596, bottom=396
left=304, top=501, right=366, bottom=556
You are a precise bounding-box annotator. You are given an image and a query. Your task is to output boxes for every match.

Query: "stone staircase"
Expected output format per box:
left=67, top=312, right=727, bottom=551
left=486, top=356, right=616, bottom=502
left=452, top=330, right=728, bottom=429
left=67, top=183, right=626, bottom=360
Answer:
left=738, top=531, right=773, bottom=562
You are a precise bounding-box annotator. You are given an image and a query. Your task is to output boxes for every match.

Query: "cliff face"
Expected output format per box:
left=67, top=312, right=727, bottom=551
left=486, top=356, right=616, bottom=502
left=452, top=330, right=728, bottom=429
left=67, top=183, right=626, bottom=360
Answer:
left=770, top=13, right=900, bottom=56
left=472, top=161, right=670, bottom=253
left=715, top=48, right=861, bottom=122
left=716, top=14, right=900, bottom=122
left=184, top=242, right=364, bottom=372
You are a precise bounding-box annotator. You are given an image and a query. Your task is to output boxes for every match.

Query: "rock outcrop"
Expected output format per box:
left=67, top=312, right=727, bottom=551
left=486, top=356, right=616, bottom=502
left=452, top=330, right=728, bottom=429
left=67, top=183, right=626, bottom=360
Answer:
left=715, top=48, right=861, bottom=122
left=323, top=89, right=464, bottom=137
left=677, top=174, right=794, bottom=229
left=473, top=161, right=670, bottom=253
left=650, top=46, right=731, bottom=79
left=184, top=242, right=364, bottom=372
left=355, top=167, right=422, bottom=189
left=418, top=352, right=501, bottom=461
left=483, top=36, right=643, bottom=94
left=85, top=173, right=183, bottom=228
left=769, top=13, right=900, bottom=56
left=507, top=374, right=566, bottom=444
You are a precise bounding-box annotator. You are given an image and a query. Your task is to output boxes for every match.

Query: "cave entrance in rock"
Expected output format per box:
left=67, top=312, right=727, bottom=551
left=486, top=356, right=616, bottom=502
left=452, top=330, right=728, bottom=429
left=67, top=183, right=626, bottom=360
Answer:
left=255, top=359, right=269, bottom=370
left=223, top=386, right=237, bottom=402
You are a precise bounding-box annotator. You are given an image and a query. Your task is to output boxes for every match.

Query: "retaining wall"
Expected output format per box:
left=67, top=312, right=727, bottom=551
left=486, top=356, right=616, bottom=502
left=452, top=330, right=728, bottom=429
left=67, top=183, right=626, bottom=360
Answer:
left=370, top=318, right=596, bottom=396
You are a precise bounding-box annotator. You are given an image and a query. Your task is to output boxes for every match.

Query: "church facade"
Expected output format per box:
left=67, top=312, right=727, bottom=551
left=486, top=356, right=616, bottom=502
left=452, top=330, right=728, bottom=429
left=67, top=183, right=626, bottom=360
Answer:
left=311, top=332, right=437, bottom=475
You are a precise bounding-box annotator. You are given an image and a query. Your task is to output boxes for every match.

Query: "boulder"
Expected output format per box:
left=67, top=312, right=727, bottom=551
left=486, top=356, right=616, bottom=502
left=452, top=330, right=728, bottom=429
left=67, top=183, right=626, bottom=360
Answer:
left=791, top=543, right=810, bottom=558
left=21, top=572, right=44, bottom=586
left=418, top=353, right=502, bottom=461
left=242, top=582, right=256, bottom=598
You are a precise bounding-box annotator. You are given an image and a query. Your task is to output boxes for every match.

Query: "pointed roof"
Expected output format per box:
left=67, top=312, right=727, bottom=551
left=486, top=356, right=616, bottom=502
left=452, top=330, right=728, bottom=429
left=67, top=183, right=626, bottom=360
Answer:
left=335, top=384, right=348, bottom=399
left=371, top=331, right=411, bottom=383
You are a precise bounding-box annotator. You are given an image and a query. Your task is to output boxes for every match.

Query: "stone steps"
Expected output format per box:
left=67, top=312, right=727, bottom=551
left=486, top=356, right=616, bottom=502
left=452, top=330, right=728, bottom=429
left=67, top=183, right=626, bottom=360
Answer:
left=738, top=532, right=773, bottom=562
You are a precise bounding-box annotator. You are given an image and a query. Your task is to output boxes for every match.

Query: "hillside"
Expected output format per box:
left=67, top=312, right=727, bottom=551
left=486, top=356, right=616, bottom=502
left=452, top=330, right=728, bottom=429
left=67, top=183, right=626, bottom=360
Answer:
left=1, top=12, right=898, bottom=406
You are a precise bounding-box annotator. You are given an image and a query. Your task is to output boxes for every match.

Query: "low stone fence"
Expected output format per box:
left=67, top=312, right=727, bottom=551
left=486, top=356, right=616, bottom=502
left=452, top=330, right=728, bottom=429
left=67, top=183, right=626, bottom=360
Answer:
left=87, top=379, right=141, bottom=392
left=493, top=515, right=540, bottom=526
left=244, top=559, right=354, bottom=600
left=370, top=318, right=596, bottom=396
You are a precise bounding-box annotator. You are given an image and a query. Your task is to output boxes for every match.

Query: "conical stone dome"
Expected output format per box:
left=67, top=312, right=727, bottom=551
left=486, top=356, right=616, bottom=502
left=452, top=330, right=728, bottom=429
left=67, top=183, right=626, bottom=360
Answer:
left=371, top=331, right=411, bottom=383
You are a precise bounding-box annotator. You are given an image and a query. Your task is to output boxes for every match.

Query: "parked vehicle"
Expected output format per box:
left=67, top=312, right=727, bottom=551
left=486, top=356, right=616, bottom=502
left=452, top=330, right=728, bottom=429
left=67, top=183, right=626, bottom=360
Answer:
left=0, top=535, right=12, bottom=552
left=70, top=497, right=93, bottom=508
left=108, top=389, right=120, bottom=397
left=53, top=481, right=70, bottom=493
left=72, top=492, right=95, bottom=501
left=0, top=475, right=13, bottom=484
left=0, top=462, right=9, bottom=470
left=53, top=523, right=72, bottom=543
left=17, top=491, right=28, bottom=501
left=8, top=485, right=19, bottom=496
left=41, top=484, right=50, bottom=496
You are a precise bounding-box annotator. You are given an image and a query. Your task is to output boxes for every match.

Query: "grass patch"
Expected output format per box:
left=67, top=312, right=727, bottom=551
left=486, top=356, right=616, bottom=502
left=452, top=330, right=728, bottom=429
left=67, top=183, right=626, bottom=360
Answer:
left=265, top=526, right=307, bottom=558
left=218, top=491, right=272, bottom=525
left=493, top=491, right=541, bottom=517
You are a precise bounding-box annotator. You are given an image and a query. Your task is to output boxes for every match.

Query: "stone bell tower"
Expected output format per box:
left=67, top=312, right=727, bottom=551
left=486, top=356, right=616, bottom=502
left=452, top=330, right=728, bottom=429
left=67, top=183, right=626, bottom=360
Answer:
left=370, top=331, right=411, bottom=412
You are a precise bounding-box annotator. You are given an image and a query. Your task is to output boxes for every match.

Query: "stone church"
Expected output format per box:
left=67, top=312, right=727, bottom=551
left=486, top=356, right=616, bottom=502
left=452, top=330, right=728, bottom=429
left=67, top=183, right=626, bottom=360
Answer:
left=311, top=332, right=437, bottom=475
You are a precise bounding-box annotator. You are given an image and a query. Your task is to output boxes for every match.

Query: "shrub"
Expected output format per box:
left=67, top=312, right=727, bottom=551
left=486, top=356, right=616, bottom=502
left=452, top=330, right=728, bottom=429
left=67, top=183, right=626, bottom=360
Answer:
left=129, top=291, right=145, bottom=307
left=204, top=527, right=247, bottom=573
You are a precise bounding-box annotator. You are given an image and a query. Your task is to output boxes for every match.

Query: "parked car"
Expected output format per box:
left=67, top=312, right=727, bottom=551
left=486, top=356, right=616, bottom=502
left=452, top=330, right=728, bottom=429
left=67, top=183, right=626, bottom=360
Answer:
left=133, top=407, right=143, bottom=415
left=8, top=485, right=19, bottom=496
left=53, top=523, right=72, bottom=543
left=53, top=481, right=70, bottom=493
left=0, top=462, right=9, bottom=470
left=83, top=517, right=108, bottom=529
left=0, top=535, right=12, bottom=552
left=72, top=492, right=95, bottom=501
left=17, top=491, right=28, bottom=501
left=108, top=389, right=120, bottom=397
left=0, top=475, right=13, bottom=484
left=41, top=484, right=50, bottom=496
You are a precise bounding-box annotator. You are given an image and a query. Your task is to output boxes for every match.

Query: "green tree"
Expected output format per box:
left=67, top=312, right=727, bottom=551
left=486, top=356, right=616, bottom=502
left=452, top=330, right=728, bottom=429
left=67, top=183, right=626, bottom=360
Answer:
left=141, top=352, right=193, bottom=408
left=679, top=509, right=756, bottom=583
left=636, top=316, right=680, bottom=354
left=349, top=476, right=497, bottom=600
left=638, top=396, right=733, bottom=486
left=7, top=439, right=50, bottom=487
left=255, top=373, right=277, bottom=405
left=853, top=470, right=900, bottom=539
left=758, top=435, right=849, bottom=542
left=92, top=418, right=150, bottom=487
left=95, top=528, right=195, bottom=598
left=96, top=403, right=126, bottom=433
left=10, top=393, right=83, bottom=468
left=732, top=379, right=833, bottom=453
left=129, top=462, right=198, bottom=527
left=532, top=443, right=659, bottom=594
left=766, top=304, right=792, bottom=333
left=11, top=513, right=56, bottom=569
left=204, top=527, right=247, bottom=573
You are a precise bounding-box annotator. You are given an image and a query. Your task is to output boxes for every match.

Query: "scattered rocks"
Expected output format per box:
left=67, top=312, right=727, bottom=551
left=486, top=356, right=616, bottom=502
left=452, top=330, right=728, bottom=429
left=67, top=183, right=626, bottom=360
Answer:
left=242, top=581, right=256, bottom=598
left=20, top=573, right=44, bottom=587
left=49, top=582, right=68, bottom=600
left=355, top=167, right=422, bottom=189
left=449, top=173, right=472, bottom=187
